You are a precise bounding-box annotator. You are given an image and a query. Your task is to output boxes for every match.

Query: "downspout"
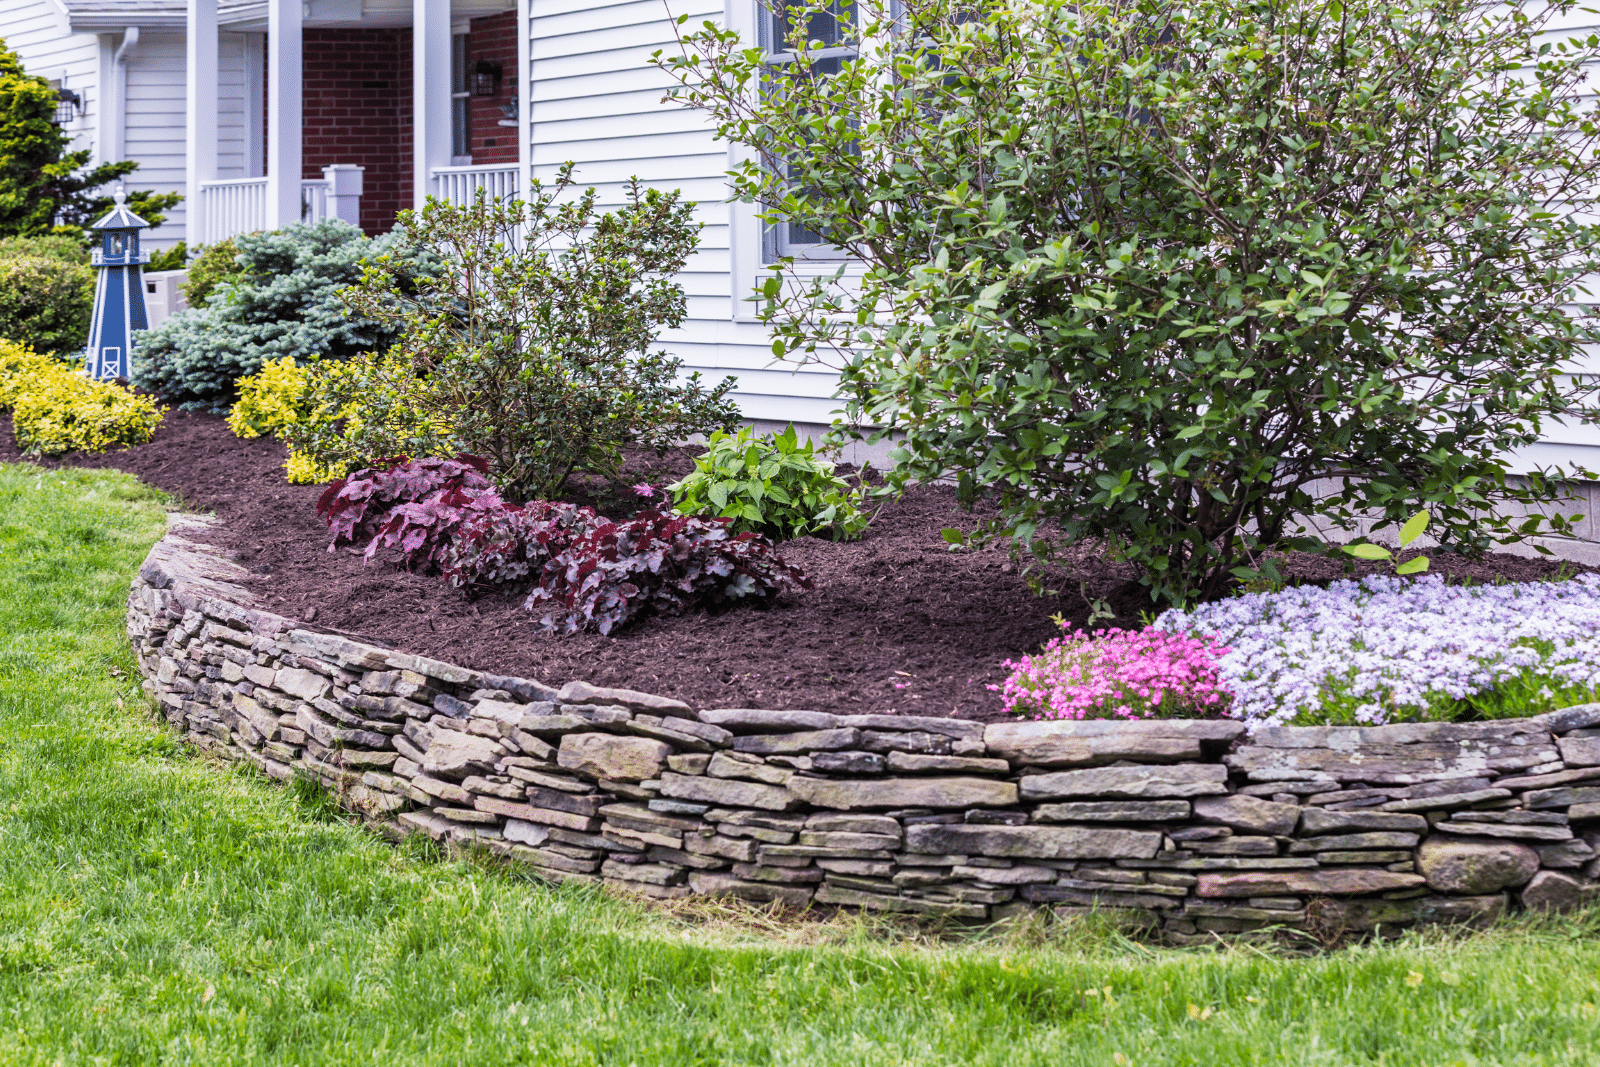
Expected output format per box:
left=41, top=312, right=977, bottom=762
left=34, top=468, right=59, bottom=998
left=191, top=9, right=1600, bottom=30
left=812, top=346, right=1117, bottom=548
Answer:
left=112, top=26, right=139, bottom=161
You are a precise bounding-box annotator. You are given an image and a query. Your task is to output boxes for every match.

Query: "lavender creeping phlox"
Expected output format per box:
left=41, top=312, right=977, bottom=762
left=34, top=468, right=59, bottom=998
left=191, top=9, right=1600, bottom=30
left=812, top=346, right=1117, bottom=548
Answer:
left=1154, top=573, right=1600, bottom=727
left=991, top=622, right=1232, bottom=720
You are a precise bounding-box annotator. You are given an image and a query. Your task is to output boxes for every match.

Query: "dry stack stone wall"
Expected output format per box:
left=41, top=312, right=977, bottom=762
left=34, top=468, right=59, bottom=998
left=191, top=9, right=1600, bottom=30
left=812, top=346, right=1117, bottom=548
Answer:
left=127, top=518, right=1600, bottom=940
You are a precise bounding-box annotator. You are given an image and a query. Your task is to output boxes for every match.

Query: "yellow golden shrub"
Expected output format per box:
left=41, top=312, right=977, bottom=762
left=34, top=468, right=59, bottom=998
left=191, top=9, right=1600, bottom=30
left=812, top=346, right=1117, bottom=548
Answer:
left=4, top=341, right=164, bottom=455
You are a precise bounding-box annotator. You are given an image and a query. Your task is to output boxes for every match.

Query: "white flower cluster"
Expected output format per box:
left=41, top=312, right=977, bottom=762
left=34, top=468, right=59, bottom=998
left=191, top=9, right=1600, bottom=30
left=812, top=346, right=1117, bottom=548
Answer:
left=1154, top=573, right=1600, bottom=727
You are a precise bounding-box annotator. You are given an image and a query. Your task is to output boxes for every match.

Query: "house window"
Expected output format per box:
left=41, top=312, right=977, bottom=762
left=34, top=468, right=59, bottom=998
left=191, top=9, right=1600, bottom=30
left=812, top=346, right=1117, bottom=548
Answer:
left=759, top=0, right=857, bottom=260
left=450, top=33, right=472, bottom=164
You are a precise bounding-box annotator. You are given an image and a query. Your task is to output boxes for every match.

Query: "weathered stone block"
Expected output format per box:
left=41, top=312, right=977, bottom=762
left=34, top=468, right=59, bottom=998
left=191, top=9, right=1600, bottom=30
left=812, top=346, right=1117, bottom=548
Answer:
left=1033, top=800, right=1192, bottom=823
left=789, top=776, right=1018, bottom=810
left=1311, top=894, right=1505, bottom=931
left=688, top=871, right=814, bottom=906
left=1019, top=764, right=1229, bottom=800
left=684, top=833, right=758, bottom=863
left=557, top=681, right=688, bottom=714
left=1196, top=868, right=1425, bottom=897
left=1524, top=785, right=1600, bottom=810
left=1193, top=794, right=1300, bottom=836
left=422, top=729, right=503, bottom=779
left=984, top=719, right=1242, bottom=768
left=478, top=796, right=599, bottom=832
left=905, top=823, right=1161, bottom=860
left=1379, top=788, right=1512, bottom=812
left=1538, top=838, right=1597, bottom=869
left=1432, top=820, right=1572, bottom=842
left=659, top=772, right=797, bottom=811
left=838, top=714, right=985, bottom=741
left=274, top=666, right=330, bottom=702
left=1300, top=809, right=1428, bottom=835
left=557, top=732, right=671, bottom=782
left=886, top=752, right=1011, bottom=774
left=1287, top=832, right=1421, bottom=853
left=1559, top=736, right=1600, bottom=767
left=810, top=751, right=886, bottom=774
left=698, top=708, right=839, bottom=731
left=706, top=751, right=792, bottom=785
left=1521, top=869, right=1595, bottom=911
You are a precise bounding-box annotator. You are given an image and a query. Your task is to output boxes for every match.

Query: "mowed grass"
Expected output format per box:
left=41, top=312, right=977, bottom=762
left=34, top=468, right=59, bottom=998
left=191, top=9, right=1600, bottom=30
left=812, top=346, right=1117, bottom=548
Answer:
left=7, top=462, right=1600, bottom=1066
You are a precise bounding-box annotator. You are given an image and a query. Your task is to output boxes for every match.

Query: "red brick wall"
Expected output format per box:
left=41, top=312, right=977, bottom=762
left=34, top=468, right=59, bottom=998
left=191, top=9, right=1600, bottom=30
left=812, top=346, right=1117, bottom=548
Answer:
left=467, top=12, right=518, bottom=166
left=301, top=28, right=413, bottom=234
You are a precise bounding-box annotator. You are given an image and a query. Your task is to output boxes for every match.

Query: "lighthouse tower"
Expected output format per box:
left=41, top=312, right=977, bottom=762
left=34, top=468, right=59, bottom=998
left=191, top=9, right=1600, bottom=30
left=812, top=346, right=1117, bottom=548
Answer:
left=85, top=188, right=151, bottom=381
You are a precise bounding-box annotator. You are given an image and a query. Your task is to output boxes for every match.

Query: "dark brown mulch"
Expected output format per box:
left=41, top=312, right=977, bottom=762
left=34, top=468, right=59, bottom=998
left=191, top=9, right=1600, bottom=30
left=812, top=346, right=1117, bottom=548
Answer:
left=6, top=412, right=1594, bottom=722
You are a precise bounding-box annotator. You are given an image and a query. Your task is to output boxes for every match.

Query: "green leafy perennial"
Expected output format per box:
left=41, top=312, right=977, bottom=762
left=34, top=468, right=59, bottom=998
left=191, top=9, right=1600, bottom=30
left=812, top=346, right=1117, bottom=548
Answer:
left=659, top=0, right=1600, bottom=606
left=669, top=424, right=869, bottom=540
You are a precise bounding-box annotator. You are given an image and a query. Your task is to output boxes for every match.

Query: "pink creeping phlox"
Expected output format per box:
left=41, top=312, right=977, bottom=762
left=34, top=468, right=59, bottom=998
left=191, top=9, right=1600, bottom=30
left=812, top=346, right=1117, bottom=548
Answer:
left=991, top=621, right=1233, bottom=721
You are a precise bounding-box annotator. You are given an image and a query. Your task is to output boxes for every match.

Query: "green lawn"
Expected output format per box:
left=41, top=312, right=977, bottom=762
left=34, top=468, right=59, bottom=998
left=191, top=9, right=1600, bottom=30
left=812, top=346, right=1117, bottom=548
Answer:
left=5, top=460, right=1600, bottom=1066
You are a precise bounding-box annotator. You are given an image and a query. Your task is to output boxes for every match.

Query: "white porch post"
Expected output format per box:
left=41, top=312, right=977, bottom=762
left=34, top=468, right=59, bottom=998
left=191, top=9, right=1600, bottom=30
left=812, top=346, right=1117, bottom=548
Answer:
left=184, top=0, right=218, bottom=246
left=266, top=0, right=303, bottom=229
left=413, top=0, right=452, bottom=211
left=516, top=0, right=531, bottom=203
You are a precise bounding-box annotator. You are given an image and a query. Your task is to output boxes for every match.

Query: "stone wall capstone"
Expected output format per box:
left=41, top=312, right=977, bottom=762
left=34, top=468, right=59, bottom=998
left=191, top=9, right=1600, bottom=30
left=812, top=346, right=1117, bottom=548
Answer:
left=126, top=516, right=1600, bottom=940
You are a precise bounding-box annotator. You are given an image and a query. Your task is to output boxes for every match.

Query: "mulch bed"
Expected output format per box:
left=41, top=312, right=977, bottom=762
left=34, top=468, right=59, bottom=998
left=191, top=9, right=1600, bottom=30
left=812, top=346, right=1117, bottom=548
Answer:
left=6, top=412, right=1594, bottom=722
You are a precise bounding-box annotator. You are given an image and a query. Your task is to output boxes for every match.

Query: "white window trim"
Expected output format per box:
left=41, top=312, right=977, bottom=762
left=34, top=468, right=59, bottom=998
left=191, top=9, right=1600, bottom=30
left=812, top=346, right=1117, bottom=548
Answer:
left=725, top=0, right=867, bottom=323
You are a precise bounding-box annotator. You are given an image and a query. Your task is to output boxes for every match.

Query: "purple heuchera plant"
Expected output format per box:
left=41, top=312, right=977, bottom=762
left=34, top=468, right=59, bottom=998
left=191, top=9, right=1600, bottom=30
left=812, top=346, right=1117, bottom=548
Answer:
left=528, top=511, right=812, bottom=635
left=439, top=501, right=602, bottom=593
left=317, top=455, right=494, bottom=550
left=1154, top=573, right=1600, bottom=727
left=991, top=621, right=1232, bottom=721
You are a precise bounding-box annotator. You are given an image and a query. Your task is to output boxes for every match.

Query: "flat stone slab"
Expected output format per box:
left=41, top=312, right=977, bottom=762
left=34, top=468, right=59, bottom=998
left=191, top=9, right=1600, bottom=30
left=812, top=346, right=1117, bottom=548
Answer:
left=1033, top=800, right=1193, bottom=823
left=788, top=776, right=1018, bottom=810
left=1301, top=809, right=1429, bottom=835
left=1193, top=794, right=1301, bottom=836
left=1020, top=764, right=1229, bottom=800
left=985, top=719, right=1242, bottom=768
left=1196, top=868, right=1426, bottom=897
left=905, top=823, right=1162, bottom=861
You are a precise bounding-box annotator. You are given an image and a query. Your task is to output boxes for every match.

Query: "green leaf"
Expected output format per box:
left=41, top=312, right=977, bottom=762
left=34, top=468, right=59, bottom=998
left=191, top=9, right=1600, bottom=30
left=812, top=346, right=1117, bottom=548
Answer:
left=1396, top=555, right=1430, bottom=575
left=1398, top=509, right=1431, bottom=547
left=1342, top=543, right=1391, bottom=561
left=940, top=528, right=965, bottom=545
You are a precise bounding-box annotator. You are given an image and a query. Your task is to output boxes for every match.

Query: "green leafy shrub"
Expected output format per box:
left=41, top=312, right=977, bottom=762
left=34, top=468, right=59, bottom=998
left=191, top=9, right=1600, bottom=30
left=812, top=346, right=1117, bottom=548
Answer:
left=227, top=355, right=346, bottom=484
left=132, top=221, right=420, bottom=412
left=145, top=241, right=187, bottom=273
left=1, top=338, right=163, bottom=454
left=668, top=424, right=868, bottom=540
left=281, top=347, right=457, bottom=480
left=0, top=245, right=93, bottom=354
left=663, top=0, right=1600, bottom=607
left=331, top=172, right=739, bottom=500
left=179, top=237, right=242, bottom=306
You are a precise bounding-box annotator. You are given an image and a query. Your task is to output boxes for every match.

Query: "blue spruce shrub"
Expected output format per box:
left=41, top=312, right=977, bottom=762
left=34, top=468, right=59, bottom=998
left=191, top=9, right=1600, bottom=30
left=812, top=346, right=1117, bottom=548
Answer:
left=132, top=220, right=426, bottom=412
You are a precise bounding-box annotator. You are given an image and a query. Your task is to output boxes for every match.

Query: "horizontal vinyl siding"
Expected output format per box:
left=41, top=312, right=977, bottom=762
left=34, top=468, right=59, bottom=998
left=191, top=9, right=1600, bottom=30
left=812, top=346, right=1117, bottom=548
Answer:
left=4, top=0, right=100, bottom=159
left=528, top=0, right=836, bottom=427
left=122, top=32, right=188, bottom=247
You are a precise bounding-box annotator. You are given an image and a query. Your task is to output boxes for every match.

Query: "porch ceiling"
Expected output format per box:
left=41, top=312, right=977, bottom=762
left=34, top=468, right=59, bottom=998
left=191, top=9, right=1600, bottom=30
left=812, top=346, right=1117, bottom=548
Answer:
left=216, top=0, right=513, bottom=32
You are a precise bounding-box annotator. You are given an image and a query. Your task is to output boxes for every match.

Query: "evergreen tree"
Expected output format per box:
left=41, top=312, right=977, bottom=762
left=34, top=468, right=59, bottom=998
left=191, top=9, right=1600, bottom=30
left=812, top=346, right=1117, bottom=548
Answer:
left=0, top=37, right=180, bottom=239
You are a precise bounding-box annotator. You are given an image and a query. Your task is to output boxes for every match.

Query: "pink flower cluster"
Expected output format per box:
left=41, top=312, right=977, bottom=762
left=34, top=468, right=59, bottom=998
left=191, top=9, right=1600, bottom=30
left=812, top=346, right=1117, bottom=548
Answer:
left=991, top=622, right=1234, bottom=721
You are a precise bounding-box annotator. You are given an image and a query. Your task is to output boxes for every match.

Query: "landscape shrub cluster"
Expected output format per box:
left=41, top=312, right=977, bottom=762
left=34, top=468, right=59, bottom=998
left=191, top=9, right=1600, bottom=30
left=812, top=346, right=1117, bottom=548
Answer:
left=300, top=174, right=739, bottom=500
left=0, top=236, right=94, bottom=355
left=133, top=221, right=422, bottom=412
left=227, top=356, right=346, bottom=483
left=0, top=339, right=163, bottom=455
left=319, top=456, right=808, bottom=633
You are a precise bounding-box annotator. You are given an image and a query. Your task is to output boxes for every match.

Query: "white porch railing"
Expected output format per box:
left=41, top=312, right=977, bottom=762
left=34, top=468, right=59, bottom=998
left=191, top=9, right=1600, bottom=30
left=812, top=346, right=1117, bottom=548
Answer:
left=432, top=164, right=519, bottom=208
left=301, top=179, right=331, bottom=224
left=197, top=170, right=363, bottom=243
left=197, top=177, right=267, bottom=243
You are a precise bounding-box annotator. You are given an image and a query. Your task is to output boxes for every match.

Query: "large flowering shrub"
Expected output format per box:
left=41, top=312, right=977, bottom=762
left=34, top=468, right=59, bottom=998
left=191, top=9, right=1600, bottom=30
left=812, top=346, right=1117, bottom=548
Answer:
left=1156, top=574, right=1600, bottom=727
left=992, top=622, right=1232, bottom=721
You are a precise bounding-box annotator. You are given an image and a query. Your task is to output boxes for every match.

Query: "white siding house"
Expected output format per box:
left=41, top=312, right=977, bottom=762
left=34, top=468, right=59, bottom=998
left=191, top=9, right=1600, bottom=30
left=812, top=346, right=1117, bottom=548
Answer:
left=1, top=0, right=1597, bottom=543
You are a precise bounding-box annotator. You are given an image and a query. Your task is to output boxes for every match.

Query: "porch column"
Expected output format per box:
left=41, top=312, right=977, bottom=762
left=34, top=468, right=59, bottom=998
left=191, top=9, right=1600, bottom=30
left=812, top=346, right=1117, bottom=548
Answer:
left=413, top=0, right=452, bottom=211
left=265, top=0, right=303, bottom=229
left=184, top=0, right=218, bottom=246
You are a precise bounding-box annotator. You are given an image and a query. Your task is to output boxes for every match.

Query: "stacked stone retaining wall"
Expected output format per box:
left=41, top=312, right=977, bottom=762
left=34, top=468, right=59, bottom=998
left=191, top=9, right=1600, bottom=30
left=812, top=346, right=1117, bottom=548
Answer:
left=127, top=517, right=1600, bottom=941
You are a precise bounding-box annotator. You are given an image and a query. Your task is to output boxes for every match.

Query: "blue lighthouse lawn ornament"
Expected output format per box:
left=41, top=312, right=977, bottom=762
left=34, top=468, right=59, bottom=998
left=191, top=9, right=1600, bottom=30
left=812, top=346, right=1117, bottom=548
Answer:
left=85, top=187, right=151, bottom=381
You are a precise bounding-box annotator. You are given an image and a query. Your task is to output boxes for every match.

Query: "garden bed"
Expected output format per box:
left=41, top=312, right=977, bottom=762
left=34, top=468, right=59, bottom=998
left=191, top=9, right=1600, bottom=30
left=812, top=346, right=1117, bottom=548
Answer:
left=4, top=411, right=1594, bottom=721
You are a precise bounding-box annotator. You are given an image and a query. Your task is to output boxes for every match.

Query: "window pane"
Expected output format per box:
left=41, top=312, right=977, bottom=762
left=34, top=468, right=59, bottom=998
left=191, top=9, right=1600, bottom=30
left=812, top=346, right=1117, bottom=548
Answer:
left=764, top=0, right=855, bottom=53
left=451, top=34, right=469, bottom=94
